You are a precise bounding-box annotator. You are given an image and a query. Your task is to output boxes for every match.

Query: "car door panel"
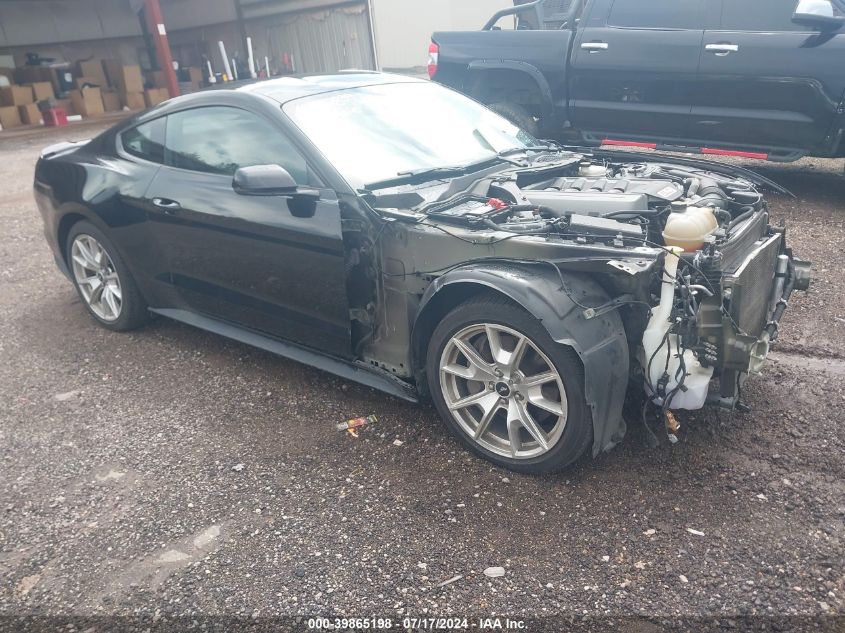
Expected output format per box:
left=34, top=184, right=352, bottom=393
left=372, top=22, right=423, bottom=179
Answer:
left=145, top=105, right=352, bottom=357
left=146, top=169, right=350, bottom=356
left=693, top=0, right=845, bottom=150
left=570, top=0, right=705, bottom=140
left=98, top=116, right=175, bottom=307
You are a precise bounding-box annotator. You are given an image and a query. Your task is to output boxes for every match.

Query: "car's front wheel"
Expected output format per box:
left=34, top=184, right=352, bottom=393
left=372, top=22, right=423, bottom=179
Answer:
left=426, top=294, right=592, bottom=474
left=66, top=220, right=150, bottom=331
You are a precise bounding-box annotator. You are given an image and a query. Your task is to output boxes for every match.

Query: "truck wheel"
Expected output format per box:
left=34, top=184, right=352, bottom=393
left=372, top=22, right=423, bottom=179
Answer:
left=426, top=294, right=592, bottom=474
left=487, top=102, right=540, bottom=138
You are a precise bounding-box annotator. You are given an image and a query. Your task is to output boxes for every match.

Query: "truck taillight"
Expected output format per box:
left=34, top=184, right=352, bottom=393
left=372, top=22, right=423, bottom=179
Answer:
left=427, top=42, right=439, bottom=79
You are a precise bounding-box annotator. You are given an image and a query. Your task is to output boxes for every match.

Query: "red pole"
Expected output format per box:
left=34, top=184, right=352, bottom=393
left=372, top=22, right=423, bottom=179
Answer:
left=144, top=0, right=180, bottom=98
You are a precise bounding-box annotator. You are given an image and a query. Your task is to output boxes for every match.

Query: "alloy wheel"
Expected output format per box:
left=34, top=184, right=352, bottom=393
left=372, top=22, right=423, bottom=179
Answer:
left=438, top=323, right=568, bottom=460
left=70, top=234, right=123, bottom=322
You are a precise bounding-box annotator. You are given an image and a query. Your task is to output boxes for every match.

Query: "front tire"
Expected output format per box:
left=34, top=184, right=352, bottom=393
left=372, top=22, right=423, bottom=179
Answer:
left=66, top=220, right=150, bottom=332
left=426, top=294, right=592, bottom=474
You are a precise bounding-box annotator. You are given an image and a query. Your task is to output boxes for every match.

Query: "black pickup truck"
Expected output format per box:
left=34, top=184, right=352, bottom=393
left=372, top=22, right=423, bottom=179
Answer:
left=430, top=0, right=845, bottom=162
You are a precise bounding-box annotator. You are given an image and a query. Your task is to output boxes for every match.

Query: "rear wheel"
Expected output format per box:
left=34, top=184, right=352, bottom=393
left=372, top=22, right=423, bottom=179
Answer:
left=66, top=221, right=150, bottom=331
left=426, top=295, right=592, bottom=474
left=487, top=102, right=540, bottom=138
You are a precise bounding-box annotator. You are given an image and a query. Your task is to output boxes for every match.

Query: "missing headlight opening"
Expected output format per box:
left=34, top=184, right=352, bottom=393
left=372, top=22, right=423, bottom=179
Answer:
left=366, top=151, right=809, bottom=423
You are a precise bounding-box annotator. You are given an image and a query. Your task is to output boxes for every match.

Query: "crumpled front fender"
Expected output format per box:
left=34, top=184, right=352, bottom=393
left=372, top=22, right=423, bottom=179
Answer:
left=414, top=262, right=629, bottom=457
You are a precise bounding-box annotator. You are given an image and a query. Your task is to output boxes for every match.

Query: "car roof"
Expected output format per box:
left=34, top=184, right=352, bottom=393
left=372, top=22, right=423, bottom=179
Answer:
left=116, top=72, right=426, bottom=132
left=236, top=71, right=425, bottom=104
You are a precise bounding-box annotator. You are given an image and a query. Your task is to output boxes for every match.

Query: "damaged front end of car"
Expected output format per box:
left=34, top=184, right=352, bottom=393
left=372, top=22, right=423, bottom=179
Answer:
left=363, top=149, right=810, bottom=455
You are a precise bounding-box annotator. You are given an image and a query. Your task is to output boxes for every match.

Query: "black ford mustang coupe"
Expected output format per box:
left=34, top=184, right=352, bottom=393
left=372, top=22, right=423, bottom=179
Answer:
left=35, top=73, right=810, bottom=473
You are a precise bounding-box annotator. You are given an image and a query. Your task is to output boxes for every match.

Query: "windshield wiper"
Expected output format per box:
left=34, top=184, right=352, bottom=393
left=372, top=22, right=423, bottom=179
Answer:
left=363, top=164, right=485, bottom=191
left=361, top=146, right=562, bottom=192
left=497, top=145, right=557, bottom=158
left=397, top=165, right=465, bottom=179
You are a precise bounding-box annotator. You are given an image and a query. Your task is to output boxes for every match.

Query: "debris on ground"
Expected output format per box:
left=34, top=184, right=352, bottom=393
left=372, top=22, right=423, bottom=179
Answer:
left=337, top=414, right=377, bottom=437
left=392, top=439, right=404, bottom=446
left=231, top=463, right=245, bottom=472
left=436, top=575, right=463, bottom=587
left=484, top=567, right=506, bottom=578
left=54, top=390, right=80, bottom=402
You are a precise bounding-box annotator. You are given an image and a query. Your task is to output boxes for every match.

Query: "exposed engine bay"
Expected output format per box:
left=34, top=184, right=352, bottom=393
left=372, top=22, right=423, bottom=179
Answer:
left=365, top=150, right=811, bottom=418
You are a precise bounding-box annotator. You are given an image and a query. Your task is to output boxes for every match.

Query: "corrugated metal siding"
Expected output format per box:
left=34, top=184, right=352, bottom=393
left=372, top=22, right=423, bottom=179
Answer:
left=252, top=4, right=374, bottom=74
left=0, top=0, right=141, bottom=47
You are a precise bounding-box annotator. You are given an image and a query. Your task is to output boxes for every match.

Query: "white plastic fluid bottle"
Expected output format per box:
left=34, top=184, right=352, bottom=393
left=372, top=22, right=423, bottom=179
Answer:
left=641, top=247, right=714, bottom=410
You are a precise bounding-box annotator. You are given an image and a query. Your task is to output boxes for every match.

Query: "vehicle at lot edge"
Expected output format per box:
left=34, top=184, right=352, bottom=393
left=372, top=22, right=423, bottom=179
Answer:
left=34, top=73, right=811, bottom=473
left=430, top=0, right=845, bottom=163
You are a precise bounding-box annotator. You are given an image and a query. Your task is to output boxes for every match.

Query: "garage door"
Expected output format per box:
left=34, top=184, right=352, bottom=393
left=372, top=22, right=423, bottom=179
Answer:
left=250, top=4, right=375, bottom=74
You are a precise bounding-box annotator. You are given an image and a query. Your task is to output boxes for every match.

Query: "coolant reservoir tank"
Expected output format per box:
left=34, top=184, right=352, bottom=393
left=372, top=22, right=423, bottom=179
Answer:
left=662, top=202, right=718, bottom=252
left=578, top=160, right=608, bottom=177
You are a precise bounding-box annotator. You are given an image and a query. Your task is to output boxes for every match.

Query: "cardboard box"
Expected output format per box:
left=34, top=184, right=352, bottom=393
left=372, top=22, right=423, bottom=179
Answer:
left=15, top=66, right=61, bottom=95
left=102, top=90, right=121, bottom=112
left=105, top=61, right=144, bottom=93
left=69, top=87, right=104, bottom=118
left=0, top=85, right=34, bottom=106
left=0, top=105, right=22, bottom=129
left=75, top=76, right=104, bottom=89
left=120, top=91, right=145, bottom=111
left=187, top=67, right=203, bottom=89
left=18, top=103, right=42, bottom=125
left=78, top=59, right=108, bottom=87
left=26, top=81, right=55, bottom=101
left=144, top=88, right=169, bottom=108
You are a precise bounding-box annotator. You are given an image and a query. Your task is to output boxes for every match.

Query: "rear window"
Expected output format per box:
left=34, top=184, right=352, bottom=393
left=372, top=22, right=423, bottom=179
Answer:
left=608, top=0, right=704, bottom=30
left=121, top=118, right=165, bottom=164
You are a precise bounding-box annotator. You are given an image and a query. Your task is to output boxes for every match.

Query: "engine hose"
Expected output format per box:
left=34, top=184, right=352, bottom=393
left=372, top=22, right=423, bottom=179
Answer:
left=766, top=259, right=795, bottom=339
left=685, top=177, right=701, bottom=197
left=481, top=218, right=552, bottom=235
left=665, top=168, right=746, bottom=191
left=728, top=206, right=756, bottom=230
left=602, top=209, right=663, bottom=218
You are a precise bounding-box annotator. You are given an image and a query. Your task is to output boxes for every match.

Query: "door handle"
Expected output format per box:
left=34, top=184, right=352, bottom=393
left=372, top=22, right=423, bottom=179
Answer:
left=581, top=42, right=609, bottom=52
left=705, top=43, right=739, bottom=56
left=152, top=198, right=181, bottom=213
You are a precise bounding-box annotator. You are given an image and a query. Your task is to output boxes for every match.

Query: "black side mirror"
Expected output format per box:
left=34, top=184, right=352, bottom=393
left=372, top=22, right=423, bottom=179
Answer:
left=792, top=0, right=845, bottom=29
left=233, top=164, right=320, bottom=201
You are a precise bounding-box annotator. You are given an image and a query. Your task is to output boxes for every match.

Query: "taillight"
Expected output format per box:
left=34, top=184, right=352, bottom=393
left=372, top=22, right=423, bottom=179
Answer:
left=427, top=41, right=439, bottom=79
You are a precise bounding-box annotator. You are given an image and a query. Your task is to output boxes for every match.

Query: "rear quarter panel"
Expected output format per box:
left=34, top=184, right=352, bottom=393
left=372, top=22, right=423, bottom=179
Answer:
left=34, top=141, right=165, bottom=303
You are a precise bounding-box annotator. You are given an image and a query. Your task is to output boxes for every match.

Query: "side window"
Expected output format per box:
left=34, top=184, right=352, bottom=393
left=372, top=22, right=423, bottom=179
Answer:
left=720, top=0, right=841, bottom=31
left=164, top=106, right=311, bottom=184
left=121, top=118, right=165, bottom=163
left=607, top=0, right=704, bottom=30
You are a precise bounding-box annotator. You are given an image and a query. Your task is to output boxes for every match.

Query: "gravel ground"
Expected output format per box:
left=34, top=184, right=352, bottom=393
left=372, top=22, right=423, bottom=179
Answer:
left=0, top=124, right=843, bottom=633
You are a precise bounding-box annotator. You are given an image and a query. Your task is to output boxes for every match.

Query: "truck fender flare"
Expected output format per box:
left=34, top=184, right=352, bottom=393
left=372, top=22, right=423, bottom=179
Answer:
left=413, top=263, right=629, bottom=457
left=466, top=60, right=555, bottom=119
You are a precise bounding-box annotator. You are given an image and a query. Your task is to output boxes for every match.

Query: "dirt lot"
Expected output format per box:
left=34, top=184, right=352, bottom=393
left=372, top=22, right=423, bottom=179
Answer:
left=0, top=123, right=843, bottom=632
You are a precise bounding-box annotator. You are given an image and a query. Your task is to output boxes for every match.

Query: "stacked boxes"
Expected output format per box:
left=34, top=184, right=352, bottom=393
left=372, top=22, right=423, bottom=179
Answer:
left=69, top=86, right=105, bottom=118
left=144, top=87, right=170, bottom=107
left=78, top=59, right=109, bottom=87
left=104, top=60, right=145, bottom=110
left=0, top=84, right=35, bottom=129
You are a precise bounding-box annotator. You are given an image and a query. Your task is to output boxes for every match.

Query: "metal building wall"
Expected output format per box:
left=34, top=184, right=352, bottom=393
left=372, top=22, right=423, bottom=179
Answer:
left=0, top=0, right=140, bottom=47
left=251, top=4, right=374, bottom=74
